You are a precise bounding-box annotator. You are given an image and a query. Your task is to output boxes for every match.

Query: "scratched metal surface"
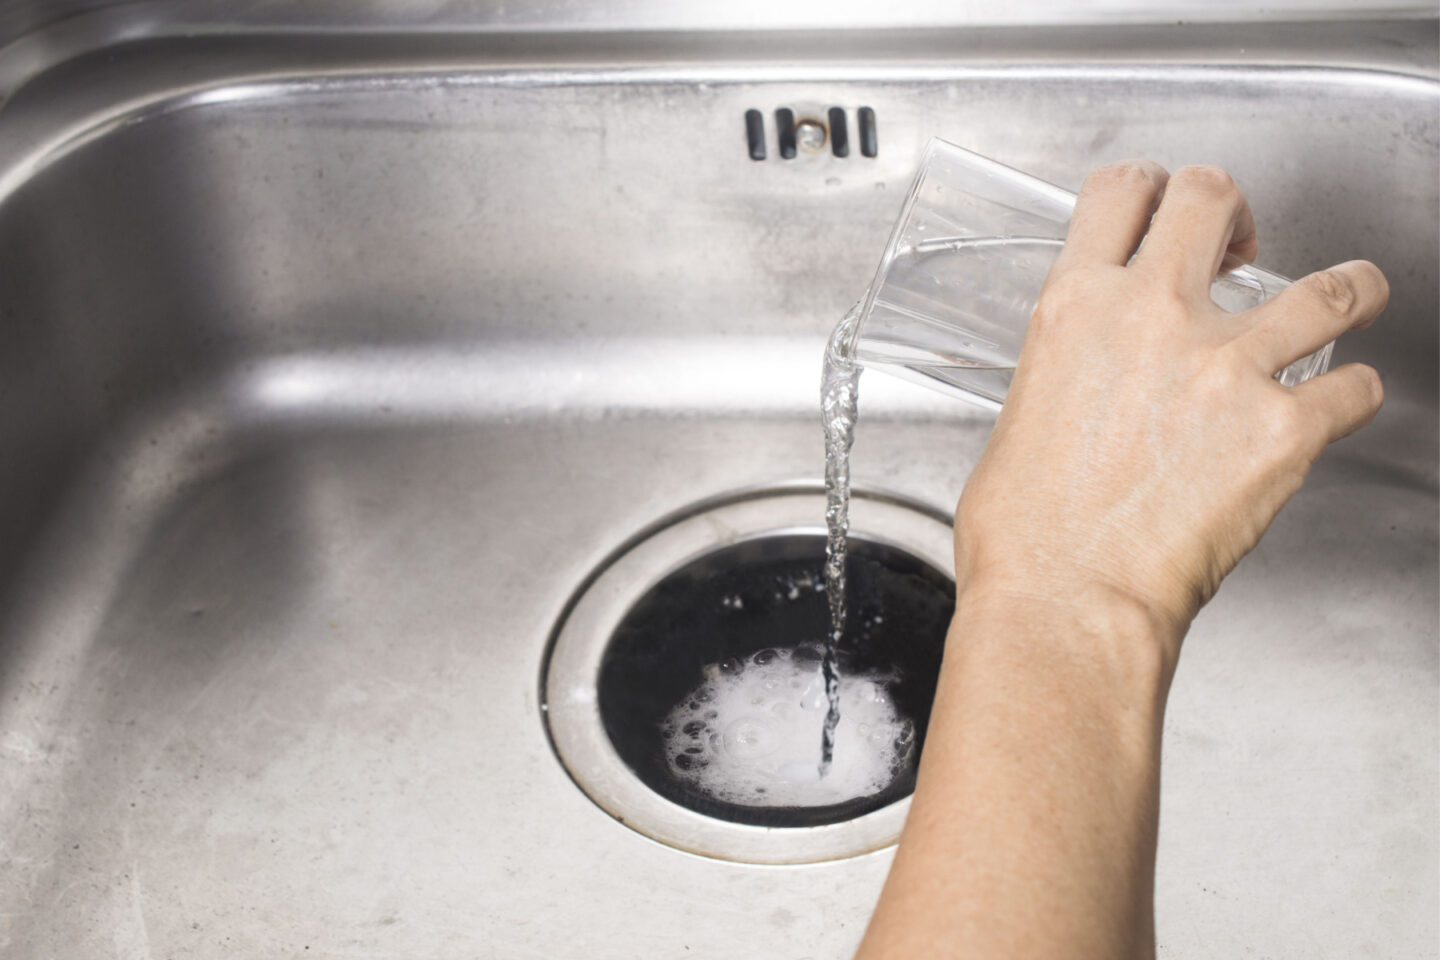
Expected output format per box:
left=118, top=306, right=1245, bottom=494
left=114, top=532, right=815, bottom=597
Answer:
left=0, top=16, right=1435, bottom=958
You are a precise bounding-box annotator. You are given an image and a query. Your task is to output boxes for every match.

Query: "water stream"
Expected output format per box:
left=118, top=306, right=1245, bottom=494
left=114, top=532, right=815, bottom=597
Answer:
left=818, top=303, right=864, bottom=777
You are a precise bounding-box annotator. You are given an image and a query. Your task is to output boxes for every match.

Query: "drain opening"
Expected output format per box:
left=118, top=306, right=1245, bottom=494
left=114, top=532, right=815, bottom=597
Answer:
left=544, top=487, right=955, bottom=863
left=598, top=533, right=951, bottom=828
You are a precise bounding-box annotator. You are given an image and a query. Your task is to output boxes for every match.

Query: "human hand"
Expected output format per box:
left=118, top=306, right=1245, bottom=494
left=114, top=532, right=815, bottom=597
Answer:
left=953, top=162, right=1388, bottom=644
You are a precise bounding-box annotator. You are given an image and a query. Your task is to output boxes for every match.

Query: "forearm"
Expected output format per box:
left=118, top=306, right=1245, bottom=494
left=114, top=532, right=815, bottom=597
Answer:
left=855, top=585, right=1180, bottom=960
left=854, top=159, right=1385, bottom=959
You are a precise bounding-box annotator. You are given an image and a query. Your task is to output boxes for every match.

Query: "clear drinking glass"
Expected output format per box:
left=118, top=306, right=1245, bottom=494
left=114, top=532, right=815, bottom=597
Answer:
left=841, top=138, right=1333, bottom=410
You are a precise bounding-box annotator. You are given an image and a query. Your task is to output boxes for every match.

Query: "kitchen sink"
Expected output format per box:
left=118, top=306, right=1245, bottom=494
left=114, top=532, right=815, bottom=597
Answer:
left=0, top=10, right=1435, bottom=957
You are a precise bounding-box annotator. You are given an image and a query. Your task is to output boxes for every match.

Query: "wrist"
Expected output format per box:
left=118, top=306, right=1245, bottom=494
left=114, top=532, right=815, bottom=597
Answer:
left=950, top=574, right=1184, bottom=695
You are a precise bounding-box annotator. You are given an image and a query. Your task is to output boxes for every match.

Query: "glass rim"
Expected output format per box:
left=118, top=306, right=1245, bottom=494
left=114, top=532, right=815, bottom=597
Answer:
left=846, top=137, right=1295, bottom=359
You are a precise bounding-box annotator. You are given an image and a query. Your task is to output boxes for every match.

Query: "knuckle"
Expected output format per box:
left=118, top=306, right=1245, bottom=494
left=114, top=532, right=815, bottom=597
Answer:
left=1188, top=354, right=1243, bottom=402
left=1028, top=293, right=1066, bottom=334
left=1174, top=164, right=1238, bottom=197
left=1085, top=160, right=1164, bottom=192
left=1259, top=394, right=1309, bottom=451
left=1032, top=272, right=1091, bottom=325
left=1038, top=268, right=1084, bottom=301
left=1135, top=284, right=1194, bottom=323
left=1299, top=268, right=1358, bottom=316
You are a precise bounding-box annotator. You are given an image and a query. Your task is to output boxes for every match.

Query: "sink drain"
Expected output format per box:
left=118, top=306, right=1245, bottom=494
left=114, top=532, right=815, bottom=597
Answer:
left=542, top=485, right=955, bottom=864
left=602, top=533, right=951, bottom=828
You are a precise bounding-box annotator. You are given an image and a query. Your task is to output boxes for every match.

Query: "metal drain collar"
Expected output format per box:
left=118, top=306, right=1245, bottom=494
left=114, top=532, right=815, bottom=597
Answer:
left=542, top=484, right=954, bottom=864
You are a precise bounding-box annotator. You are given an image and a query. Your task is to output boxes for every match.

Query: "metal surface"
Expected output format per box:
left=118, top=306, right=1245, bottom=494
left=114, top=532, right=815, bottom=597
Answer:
left=0, top=17, right=1435, bottom=959
left=0, top=0, right=1434, bottom=64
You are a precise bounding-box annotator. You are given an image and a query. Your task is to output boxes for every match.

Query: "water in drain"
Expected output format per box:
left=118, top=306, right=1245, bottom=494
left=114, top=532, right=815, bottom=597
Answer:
left=662, top=647, right=914, bottom=808
left=598, top=533, right=950, bottom=829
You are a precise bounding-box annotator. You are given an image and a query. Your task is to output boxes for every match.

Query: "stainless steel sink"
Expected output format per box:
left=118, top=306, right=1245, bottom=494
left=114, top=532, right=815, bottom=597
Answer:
left=0, top=9, right=1435, bottom=957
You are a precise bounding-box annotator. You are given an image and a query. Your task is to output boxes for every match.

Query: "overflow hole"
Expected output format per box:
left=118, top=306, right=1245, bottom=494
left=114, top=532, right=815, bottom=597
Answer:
left=774, top=108, right=797, bottom=159
left=829, top=107, right=849, bottom=157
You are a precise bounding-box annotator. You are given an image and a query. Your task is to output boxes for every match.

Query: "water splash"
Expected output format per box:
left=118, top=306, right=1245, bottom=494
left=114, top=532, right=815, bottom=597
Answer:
left=662, top=647, right=913, bottom=807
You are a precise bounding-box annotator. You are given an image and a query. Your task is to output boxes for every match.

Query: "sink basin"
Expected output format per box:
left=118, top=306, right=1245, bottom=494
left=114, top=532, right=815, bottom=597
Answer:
left=0, top=11, right=1435, bottom=957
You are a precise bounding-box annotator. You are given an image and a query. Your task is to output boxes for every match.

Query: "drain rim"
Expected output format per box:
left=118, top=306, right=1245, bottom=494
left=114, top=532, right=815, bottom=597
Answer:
left=541, top=483, right=955, bottom=864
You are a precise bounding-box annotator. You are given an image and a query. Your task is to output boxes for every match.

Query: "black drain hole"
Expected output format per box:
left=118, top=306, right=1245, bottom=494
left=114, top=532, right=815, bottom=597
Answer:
left=598, top=533, right=952, bottom=828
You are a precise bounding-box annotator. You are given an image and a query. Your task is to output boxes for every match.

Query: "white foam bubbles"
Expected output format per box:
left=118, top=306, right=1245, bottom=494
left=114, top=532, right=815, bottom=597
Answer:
left=661, top=647, right=915, bottom=808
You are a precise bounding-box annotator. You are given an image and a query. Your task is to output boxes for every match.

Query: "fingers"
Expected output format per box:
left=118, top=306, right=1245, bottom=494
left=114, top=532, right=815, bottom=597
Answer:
left=1239, top=261, right=1389, bottom=373
left=1289, top=362, right=1385, bottom=447
left=1133, top=165, right=1259, bottom=294
left=1054, top=160, right=1169, bottom=272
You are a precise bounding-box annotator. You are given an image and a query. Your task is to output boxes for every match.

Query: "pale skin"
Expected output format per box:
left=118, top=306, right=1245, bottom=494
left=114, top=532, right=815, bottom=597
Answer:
left=854, top=161, right=1389, bottom=959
